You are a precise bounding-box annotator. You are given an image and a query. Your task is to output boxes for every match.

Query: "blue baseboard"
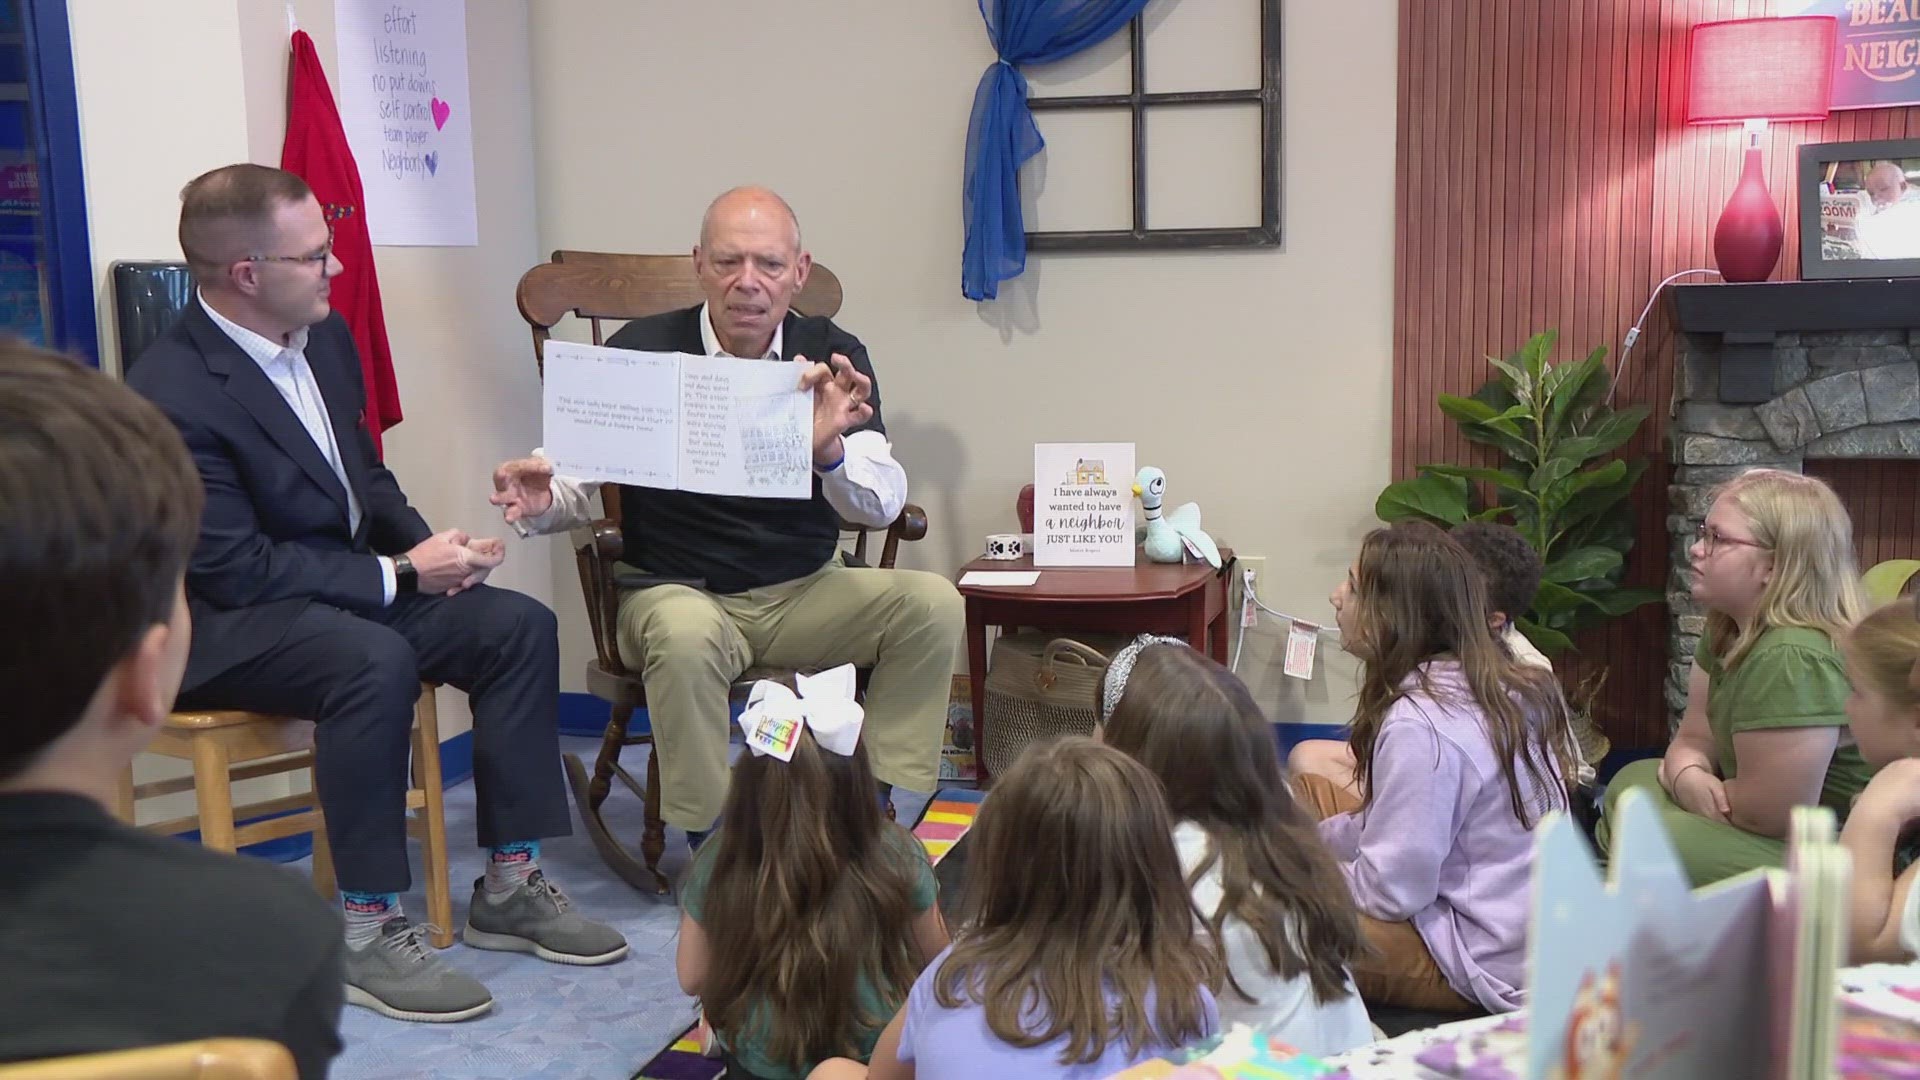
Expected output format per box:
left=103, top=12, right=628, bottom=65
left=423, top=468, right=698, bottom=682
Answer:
left=1274, top=723, right=1349, bottom=756
left=558, top=691, right=622, bottom=737
left=200, top=730, right=477, bottom=866
left=214, top=682, right=754, bottom=868
left=555, top=690, right=746, bottom=738
left=439, top=729, right=473, bottom=787
left=177, top=808, right=318, bottom=864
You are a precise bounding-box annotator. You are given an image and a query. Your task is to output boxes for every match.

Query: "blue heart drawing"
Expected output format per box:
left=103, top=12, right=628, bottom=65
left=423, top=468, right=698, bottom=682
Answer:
left=423, top=151, right=438, bottom=177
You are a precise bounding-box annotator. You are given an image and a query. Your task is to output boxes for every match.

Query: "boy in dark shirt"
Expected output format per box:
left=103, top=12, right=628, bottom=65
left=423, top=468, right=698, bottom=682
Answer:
left=0, top=343, right=344, bottom=1078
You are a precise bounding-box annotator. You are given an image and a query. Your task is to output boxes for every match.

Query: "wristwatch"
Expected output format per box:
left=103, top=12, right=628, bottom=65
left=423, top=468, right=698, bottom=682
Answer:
left=392, top=554, right=419, bottom=594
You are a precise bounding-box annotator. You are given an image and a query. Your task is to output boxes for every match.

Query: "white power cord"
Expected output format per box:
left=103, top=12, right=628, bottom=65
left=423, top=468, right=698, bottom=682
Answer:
left=1605, top=267, right=1721, bottom=407
left=1231, top=566, right=1254, bottom=673
left=1231, top=564, right=1339, bottom=675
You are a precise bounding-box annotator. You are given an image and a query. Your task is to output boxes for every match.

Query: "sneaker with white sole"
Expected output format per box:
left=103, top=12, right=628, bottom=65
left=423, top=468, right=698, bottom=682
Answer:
left=343, top=917, right=495, bottom=1023
left=462, top=871, right=629, bottom=966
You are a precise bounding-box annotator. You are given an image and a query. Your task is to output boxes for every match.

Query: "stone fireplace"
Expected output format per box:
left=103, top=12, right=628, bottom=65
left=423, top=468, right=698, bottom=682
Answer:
left=1665, top=280, right=1920, bottom=725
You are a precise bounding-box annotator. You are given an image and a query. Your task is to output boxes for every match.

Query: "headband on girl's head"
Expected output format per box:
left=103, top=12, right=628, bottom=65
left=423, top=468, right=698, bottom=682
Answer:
left=736, top=663, right=864, bottom=761
left=1099, top=634, right=1190, bottom=723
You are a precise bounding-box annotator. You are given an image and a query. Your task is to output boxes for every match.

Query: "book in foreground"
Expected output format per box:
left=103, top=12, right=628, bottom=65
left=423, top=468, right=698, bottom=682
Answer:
left=1110, top=791, right=1853, bottom=1079
left=1105, top=1023, right=1349, bottom=1078
left=1837, top=973, right=1920, bottom=1079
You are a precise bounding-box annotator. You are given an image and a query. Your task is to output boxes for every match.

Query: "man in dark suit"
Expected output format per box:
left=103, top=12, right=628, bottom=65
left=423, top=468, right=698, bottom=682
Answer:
left=0, top=343, right=341, bottom=1077
left=127, top=165, right=625, bottom=1025
left=491, top=187, right=962, bottom=844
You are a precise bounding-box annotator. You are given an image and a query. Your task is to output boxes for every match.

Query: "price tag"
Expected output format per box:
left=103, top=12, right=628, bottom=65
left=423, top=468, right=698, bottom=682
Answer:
left=1283, top=622, right=1318, bottom=680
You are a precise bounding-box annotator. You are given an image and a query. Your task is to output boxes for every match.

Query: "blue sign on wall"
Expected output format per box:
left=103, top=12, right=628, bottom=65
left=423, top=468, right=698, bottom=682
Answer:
left=1784, top=1, right=1920, bottom=110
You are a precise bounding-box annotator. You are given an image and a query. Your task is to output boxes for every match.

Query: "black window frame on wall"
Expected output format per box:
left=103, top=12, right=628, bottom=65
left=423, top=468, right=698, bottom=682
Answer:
left=1024, top=0, right=1281, bottom=252
left=20, top=0, right=97, bottom=365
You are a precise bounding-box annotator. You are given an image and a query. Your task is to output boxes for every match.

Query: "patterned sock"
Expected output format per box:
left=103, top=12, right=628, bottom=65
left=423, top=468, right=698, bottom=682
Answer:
left=484, top=840, right=540, bottom=895
left=342, top=891, right=401, bottom=949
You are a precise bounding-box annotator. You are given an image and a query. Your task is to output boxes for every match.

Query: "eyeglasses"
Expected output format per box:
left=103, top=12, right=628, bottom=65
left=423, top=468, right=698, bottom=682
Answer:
left=1694, top=522, right=1768, bottom=556
left=245, top=227, right=334, bottom=268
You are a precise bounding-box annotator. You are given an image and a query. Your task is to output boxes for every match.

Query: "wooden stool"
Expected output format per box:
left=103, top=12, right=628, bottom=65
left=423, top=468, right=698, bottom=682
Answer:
left=0, top=1038, right=295, bottom=1079
left=117, top=683, right=454, bottom=948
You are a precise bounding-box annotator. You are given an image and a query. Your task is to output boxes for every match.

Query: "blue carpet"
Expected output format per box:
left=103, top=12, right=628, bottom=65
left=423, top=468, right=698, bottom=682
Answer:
left=310, top=734, right=931, bottom=1080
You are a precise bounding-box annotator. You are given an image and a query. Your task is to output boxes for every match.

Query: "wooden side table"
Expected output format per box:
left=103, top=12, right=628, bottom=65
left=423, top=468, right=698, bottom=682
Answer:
left=954, top=548, right=1234, bottom=784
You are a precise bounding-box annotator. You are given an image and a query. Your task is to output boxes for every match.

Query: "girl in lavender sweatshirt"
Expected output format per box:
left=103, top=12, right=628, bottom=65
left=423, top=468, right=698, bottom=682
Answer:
left=1289, top=520, right=1573, bottom=1014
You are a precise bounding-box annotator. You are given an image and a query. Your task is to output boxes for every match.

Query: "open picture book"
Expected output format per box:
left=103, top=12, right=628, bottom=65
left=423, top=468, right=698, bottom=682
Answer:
left=1105, top=789, right=1857, bottom=1080
left=1415, top=789, right=1850, bottom=1080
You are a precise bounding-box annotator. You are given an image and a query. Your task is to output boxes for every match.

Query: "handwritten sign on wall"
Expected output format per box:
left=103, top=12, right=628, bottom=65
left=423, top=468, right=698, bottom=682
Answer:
left=336, top=0, right=477, bottom=245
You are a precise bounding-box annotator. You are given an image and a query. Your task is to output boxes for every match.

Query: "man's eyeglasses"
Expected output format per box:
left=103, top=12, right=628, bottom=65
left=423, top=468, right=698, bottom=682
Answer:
left=245, top=228, right=334, bottom=268
left=1694, top=523, right=1767, bottom=556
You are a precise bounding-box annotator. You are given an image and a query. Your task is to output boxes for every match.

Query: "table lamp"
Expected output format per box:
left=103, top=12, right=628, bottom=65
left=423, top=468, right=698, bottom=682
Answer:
left=1685, top=15, right=1836, bottom=282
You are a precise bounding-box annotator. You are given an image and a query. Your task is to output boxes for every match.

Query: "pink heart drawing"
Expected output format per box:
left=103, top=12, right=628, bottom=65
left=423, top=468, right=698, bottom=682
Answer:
left=430, top=97, right=451, bottom=130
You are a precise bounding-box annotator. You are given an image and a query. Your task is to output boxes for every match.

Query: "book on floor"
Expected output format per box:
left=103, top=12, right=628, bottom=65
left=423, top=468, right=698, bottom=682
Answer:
left=1502, top=789, right=1848, bottom=1080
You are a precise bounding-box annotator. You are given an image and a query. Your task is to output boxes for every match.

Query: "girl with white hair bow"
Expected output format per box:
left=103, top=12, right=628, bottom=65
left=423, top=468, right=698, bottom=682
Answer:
left=674, top=665, right=950, bottom=1080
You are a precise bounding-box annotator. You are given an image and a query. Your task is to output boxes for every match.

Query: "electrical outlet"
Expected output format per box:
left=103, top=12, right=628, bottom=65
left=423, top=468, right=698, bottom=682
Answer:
left=1235, top=555, right=1267, bottom=628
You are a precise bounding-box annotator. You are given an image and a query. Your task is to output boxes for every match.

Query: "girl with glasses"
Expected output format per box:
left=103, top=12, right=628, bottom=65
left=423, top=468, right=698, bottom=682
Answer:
left=1598, top=468, right=1871, bottom=886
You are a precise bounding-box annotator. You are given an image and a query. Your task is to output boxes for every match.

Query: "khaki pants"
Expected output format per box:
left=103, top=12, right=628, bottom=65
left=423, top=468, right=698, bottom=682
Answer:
left=617, top=556, right=963, bottom=830
left=1289, top=773, right=1479, bottom=1013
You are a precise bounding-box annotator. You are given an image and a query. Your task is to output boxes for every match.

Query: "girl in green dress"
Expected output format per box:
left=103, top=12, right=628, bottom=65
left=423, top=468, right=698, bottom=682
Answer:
left=1599, top=468, right=1869, bottom=886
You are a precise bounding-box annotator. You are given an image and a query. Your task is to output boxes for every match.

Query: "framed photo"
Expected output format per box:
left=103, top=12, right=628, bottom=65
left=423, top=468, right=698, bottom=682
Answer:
left=1798, top=138, right=1920, bottom=281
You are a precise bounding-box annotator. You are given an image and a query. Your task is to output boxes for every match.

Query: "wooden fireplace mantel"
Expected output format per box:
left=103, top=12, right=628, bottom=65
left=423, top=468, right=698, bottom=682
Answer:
left=1672, top=279, right=1920, bottom=334
left=1671, top=279, right=1920, bottom=403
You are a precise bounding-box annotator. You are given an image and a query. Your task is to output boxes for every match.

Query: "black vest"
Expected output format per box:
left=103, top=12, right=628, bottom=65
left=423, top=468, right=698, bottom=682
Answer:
left=603, top=307, right=885, bottom=593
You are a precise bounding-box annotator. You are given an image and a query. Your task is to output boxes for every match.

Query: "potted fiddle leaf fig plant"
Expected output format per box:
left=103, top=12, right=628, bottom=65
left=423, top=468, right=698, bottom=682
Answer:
left=1375, top=330, right=1665, bottom=656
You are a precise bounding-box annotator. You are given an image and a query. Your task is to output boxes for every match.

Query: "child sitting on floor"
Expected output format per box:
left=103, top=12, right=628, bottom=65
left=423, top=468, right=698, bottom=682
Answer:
left=811, top=737, right=1219, bottom=1080
left=1289, top=520, right=1573, bottom=1014
left=675, top=667, right=948, bottom=1080
left=1837, top=597, right=1920, bottom=963
left=1098, top=636, right=1373, bottom=1054
left=1291, top=520, right=1583, bottom=793
left=1449, top=520, right=1596, bottom=789
left=1449, top=521, right=1552, bottom=672
left=1599, top=468, right=1869, bottom=887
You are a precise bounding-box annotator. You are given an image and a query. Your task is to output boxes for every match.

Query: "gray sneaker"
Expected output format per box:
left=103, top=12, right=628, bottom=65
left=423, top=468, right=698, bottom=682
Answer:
left=463, top=871, right=629, bottom=966
left=343, top=917, right=495, bottom=1023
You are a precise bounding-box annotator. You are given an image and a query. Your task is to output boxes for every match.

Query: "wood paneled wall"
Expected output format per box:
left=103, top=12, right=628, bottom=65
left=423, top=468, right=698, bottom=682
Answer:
left=1395, top=0, right=1920, bottom=749
left=1808, top=459, right=1920, bottom=573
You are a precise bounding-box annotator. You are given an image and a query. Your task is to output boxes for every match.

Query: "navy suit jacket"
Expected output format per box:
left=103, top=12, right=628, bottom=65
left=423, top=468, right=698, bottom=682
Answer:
left=126, top=303, right=432, bottom=691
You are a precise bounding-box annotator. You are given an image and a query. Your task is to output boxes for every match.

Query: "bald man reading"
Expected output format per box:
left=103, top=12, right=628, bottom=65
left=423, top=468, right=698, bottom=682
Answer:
left=491, top=187, right=961, bottom=844
left=1859, top=162, right=1920, bottom=260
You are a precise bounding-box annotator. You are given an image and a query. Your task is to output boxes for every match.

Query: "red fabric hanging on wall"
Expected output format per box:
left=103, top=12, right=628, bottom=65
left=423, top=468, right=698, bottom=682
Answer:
left=279, top=29, right=402, bottom=453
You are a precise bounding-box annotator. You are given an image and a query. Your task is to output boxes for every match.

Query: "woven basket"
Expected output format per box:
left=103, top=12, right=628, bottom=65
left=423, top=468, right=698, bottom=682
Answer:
left=981, top=631, right=1131, bottom=778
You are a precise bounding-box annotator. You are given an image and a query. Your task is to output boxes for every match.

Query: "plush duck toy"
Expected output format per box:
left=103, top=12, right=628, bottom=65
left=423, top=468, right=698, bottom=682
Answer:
left=1134, top=466, right=1222, bottom=568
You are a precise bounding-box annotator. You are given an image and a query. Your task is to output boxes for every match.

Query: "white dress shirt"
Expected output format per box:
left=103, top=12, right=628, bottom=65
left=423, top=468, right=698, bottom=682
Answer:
left=515, top=301, right=908, bottom=536
left=198, top=293, right=397, bottom=603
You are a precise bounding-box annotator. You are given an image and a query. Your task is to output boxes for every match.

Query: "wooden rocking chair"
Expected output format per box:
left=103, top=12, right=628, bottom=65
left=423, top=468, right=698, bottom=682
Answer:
left=515, top=251, right=928, bottom=893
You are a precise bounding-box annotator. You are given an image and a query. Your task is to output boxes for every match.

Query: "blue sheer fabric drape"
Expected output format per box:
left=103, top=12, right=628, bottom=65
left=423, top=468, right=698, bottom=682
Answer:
left=961, top=0, right=1151, bottom=301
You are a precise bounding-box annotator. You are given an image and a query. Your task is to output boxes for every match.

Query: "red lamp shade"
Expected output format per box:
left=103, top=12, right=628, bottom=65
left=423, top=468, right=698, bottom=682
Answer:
left=1685, top=16, right=1837, bottom=282
left=1687, top=16, right=1836, bottom=124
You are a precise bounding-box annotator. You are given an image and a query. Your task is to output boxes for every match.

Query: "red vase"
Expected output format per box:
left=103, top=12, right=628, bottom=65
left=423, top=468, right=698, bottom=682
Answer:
left=1017, top=484, right=1035, bottom=533
left=1713, top=144, right=1784, bottom=283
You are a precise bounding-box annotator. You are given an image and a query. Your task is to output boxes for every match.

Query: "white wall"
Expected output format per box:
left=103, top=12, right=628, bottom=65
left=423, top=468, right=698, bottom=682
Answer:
left=526, top=0, right=1396, bottom=723
left=68, top=0, right=546, bottom=821
left=236, top=0, right=550, bottom=739
left=70, top=0, right=1396, bottom=773
left=69, top=0, right=249, bottom=376
left=68, top=0, right=263, bottom=821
